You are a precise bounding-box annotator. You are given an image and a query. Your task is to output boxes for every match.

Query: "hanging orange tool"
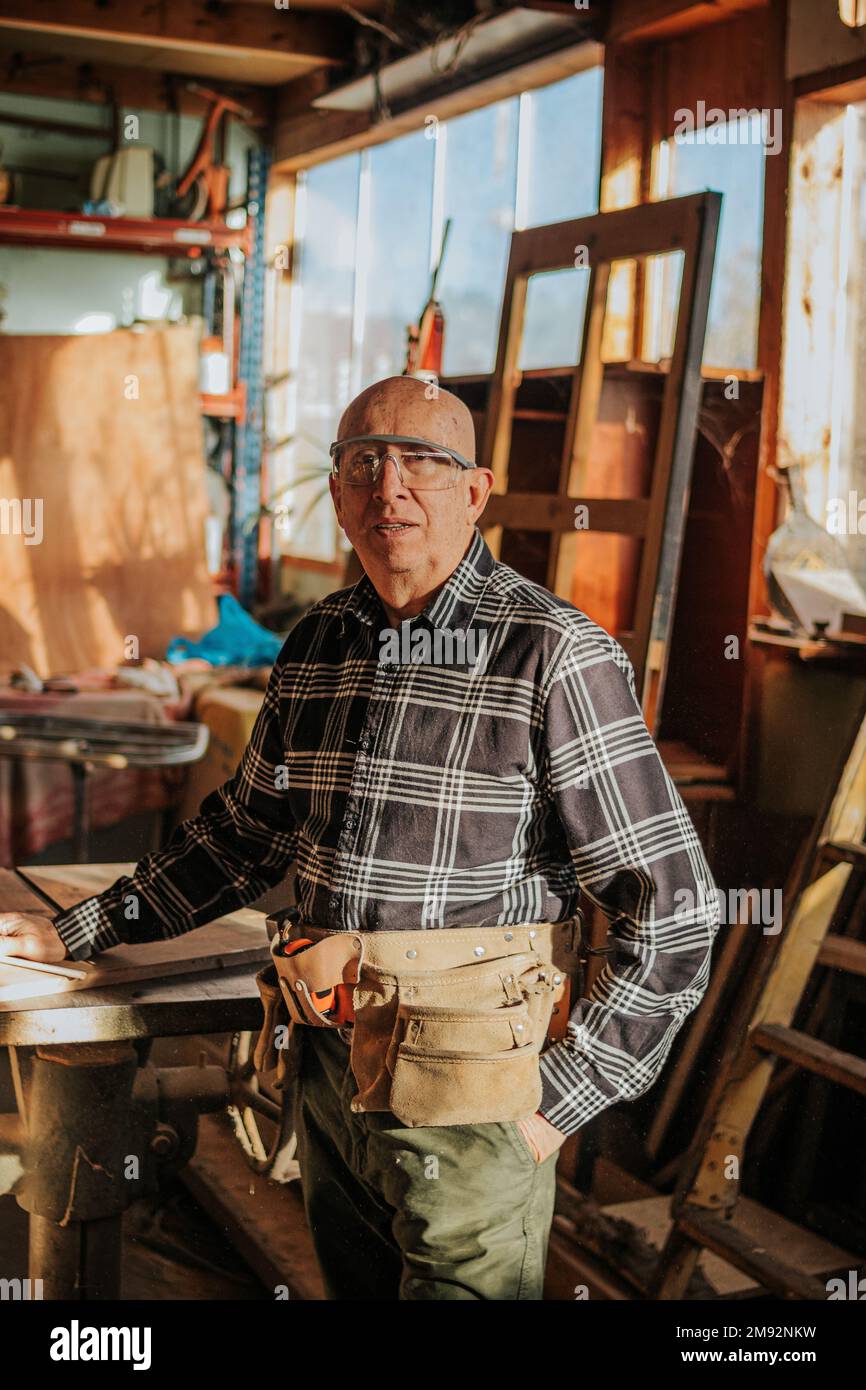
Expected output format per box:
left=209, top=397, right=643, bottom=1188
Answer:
left=404, top=218, right=452, bottom=378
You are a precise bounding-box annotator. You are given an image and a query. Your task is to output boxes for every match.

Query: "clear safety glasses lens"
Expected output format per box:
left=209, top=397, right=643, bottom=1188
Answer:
left=332, top=445, right=462, bottom=490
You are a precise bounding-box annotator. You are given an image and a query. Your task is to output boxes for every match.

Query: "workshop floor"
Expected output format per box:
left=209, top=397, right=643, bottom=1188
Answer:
left=0, top=1178, right=268, bottom=1299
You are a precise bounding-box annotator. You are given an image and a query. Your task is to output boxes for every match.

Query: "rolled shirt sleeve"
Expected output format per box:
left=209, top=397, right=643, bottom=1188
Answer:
left=537, top=632, right=721, bottom=1137
left=53, top=649, right=298, bottom=960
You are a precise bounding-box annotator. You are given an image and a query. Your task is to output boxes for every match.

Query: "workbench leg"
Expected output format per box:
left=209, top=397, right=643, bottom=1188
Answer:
left=17, top=1042, right=139, bottom=1301
left=30, top=1212, right=123, bottom=1301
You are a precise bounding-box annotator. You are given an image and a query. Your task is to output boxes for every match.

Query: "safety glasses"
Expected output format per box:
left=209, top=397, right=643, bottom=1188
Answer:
left=329, top=434, right=477, bottom=491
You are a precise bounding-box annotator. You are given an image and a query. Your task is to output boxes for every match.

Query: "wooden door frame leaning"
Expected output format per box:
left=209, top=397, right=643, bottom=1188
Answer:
left=479, top=191, right=721, bottom=734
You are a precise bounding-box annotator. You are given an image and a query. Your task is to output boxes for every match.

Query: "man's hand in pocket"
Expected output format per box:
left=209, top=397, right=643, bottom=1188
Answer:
left=516, top=1111, right=567, bottom=1163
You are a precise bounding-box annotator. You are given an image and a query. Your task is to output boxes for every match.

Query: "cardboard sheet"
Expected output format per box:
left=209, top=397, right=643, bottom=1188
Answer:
left=0, top=324, right=216, bottom=677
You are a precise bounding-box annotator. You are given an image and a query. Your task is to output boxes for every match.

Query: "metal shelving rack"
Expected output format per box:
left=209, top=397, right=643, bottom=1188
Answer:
left=0, top=157, right=272, bottom=612
left=0, top=206, right=250, bottom=255
left=231, top=146, right=272, bottom=611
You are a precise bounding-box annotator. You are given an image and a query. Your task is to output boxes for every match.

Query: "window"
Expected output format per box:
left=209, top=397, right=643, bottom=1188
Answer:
left=519, top=66, right=603, bottom=370
left=284, top=154, right=360, bottom=563
left=283, top=62, right=604, bottom=560
left=358, top=130, right=435, bottom=386
left=834, top=101, right=866, bottom=577
left=780, top=96, right=866, bottom=584
left=646, top=114, right=766, bottom=369
left=439, top=100, right=520, bottom=377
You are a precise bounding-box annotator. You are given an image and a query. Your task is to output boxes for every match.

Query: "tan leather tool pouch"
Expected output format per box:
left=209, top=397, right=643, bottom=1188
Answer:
left=253, top=962, right=303, bottom=1089
left=350, top=947, right=563, bottom=1127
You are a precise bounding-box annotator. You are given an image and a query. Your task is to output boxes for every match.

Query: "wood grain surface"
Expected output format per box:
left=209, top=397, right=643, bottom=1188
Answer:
left=0, top=863, right=271, bottom=1002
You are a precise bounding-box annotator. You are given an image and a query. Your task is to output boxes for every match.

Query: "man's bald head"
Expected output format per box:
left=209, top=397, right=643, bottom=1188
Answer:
left=337, top=376, right=476, bottom=463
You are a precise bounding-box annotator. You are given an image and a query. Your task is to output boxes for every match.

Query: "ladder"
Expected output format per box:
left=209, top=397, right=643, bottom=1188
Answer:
left=649, top=696, right=866, bottom=1300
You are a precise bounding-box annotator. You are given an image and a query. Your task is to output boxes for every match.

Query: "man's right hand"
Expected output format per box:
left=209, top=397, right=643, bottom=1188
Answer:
left=0, top=912, right=70, bottom=962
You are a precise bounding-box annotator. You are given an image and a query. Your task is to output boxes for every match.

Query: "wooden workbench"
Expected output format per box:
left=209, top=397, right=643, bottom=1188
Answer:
left=0, top=863, right=273, bottom=1300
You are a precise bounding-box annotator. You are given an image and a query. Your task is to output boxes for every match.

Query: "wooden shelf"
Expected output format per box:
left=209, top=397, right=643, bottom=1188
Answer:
left=0, top=206, right=251, bottom=256
left=200, top=383, right=247, bottom=420
left=749, top=620, right=866, bottom=663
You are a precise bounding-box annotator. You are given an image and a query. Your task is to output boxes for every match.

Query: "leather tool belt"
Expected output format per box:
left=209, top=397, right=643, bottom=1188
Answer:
left=254, top=913, right=584, bottom=1126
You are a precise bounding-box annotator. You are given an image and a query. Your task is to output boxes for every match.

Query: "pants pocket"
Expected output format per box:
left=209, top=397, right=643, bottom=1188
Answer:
left=387, top=999, right=541, bottom=1127
left=507, top=1119, right=543, bottom=1167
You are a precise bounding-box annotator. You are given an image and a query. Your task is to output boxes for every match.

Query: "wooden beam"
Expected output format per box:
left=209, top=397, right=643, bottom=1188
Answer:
left=0, top=52, right=272, bottom=120
left=650, top=6, right=774, bottom=140
left=606, top=0, right=767, bottom=46
left=481, top=493, right=651, bottom=535
left=795, top=54, right=866, bottom=102
left=0, top=0, right=349, bottom=65
left=273, top=41, right=603, bottom=171
left=599, top=43, right=652, bottom=361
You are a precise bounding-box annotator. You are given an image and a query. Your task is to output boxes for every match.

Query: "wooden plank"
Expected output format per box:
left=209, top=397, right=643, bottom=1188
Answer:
left=480, top=493, right=650, bottom=535
left=605, top=1191, right=855, bottom=1294
left=796, top=57, right=866, bottom=103
left=0, top=325, right=216, bottom=677
left=0, top=54, right=271, bottom=120
left=651, top=7, right=774, bottom=138
left=684, top=863, right=852, bottom=1211
left=546, top=1226, right=635, bottom=1300
left=505, top=195, right=718, bottom=272
left=599, top=42, right=650, bottom=362
left=749, top=867, right=852, bottom=1052
left=752, top=1022, right=866, bottom=1095
left=636, top=191, right=720, bottom=729
left=550, top=262, right=612, bottom=596
left=180, top=1113, right=325, bottom=1301
left=0, top=0, right=347, bottom=65
left=0, top=865, right=271, bottom=1003
left=819, top=932, right=866, bottom=976
left=739, top=0, right=793, bottom=793
left=606, top=0, right=765, bottom=46
left=677, top=1208, right=838, bottom=1300
left=822, top=838, right=866, bottom=869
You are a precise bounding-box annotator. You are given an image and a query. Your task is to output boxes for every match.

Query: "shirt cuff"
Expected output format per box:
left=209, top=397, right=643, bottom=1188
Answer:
left=537, top=1032, right=619, bottom=1138
left=53, top=897, right=124, bottom=961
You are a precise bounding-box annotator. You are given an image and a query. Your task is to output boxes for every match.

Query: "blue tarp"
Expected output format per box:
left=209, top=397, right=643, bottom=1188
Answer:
left=166, top=593, right=283, bottom=668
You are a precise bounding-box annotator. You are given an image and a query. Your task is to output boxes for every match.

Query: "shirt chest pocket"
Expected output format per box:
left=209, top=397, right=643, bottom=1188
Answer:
left=393, top=699, right=540, bottom=784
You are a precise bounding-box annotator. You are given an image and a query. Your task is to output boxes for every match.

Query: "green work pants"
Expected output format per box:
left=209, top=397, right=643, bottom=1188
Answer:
left=291, top=1024, right=558, bottom=1301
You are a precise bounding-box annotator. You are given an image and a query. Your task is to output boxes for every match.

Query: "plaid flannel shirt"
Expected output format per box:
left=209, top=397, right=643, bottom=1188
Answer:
left=54, top=526, right=720, bottom=1136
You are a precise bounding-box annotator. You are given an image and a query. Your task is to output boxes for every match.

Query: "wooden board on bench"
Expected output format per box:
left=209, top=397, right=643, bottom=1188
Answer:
left=0, top=864, right=272, bottom=1003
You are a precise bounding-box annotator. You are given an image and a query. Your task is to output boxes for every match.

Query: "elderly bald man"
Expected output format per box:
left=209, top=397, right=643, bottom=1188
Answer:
left=0, top=375, right=719, bottom=1301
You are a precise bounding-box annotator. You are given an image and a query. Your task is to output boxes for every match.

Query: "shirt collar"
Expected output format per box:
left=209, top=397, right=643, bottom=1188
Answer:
left=338, top=526, right=495, bottom=637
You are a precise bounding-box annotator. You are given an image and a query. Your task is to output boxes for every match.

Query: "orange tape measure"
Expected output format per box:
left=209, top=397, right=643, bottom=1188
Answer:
left=277, top=937, right=355, bottom=1024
